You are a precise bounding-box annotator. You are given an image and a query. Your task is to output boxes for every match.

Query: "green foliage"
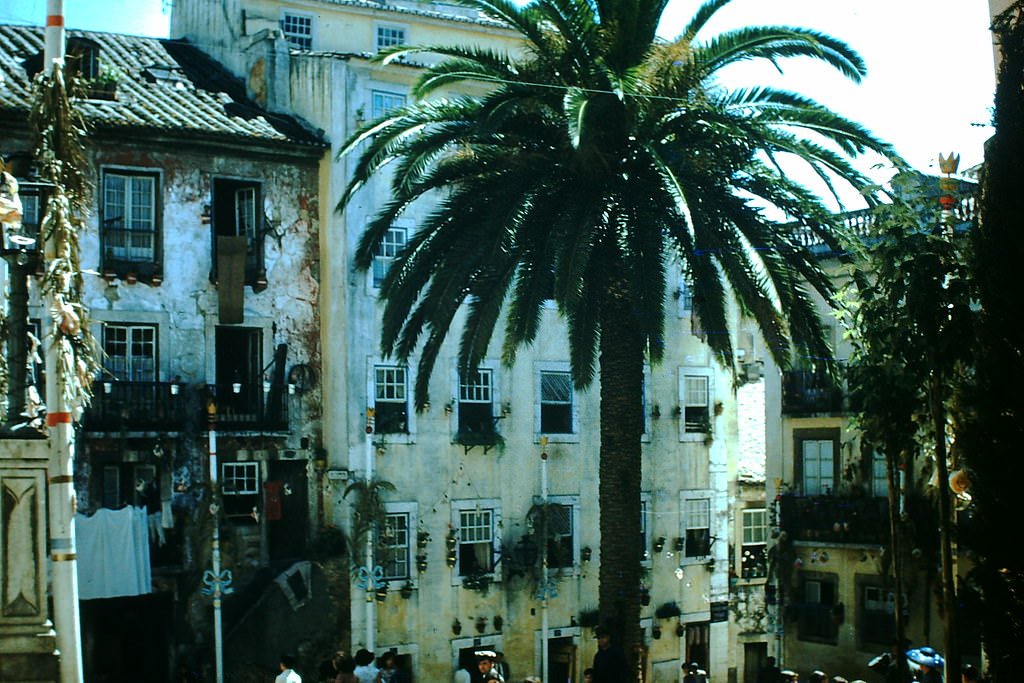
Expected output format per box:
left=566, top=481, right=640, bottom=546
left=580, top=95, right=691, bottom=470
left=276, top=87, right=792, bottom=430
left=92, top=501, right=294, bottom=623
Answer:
left=338, top=0, right=901, bottom=660
left=343, top=477, right=396, bottom=553
left=841, top=172, right=976, bottom=460
left=28, top=63, right=101, bottom=417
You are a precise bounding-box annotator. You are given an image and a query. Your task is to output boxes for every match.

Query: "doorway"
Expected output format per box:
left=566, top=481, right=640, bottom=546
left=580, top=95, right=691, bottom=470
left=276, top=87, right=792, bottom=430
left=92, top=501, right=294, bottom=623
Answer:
left=547, top=636, right=576, bottom=683
left=267, top=459, right=308, bottom=561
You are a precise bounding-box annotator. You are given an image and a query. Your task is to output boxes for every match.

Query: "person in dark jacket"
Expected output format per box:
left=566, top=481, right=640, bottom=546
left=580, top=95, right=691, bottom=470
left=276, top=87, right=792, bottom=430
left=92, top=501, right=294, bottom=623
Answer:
left=591, top=626, right=628, bottom=683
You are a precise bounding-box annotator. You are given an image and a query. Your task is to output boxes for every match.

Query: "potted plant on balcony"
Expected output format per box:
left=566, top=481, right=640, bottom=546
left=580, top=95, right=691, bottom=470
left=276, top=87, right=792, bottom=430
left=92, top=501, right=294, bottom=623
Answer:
left=454, top=425, right=504, bottom=452
left=86, top=62, right=122, bottom=100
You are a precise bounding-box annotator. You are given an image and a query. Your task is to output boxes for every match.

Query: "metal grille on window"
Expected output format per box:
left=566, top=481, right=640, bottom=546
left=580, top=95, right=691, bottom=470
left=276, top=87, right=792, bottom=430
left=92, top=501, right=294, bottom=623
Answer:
left=540, top=371, right=573, bottom=434
left=281, top=14, right=313, bottom=49
left=547, top=503, right=573, bottom=568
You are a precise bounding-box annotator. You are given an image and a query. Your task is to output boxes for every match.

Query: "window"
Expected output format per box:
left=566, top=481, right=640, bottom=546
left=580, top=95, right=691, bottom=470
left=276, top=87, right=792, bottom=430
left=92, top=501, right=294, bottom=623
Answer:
left=859, top=584, right=896, bottom=645
left=798, top=574, right=838, bottom=642
left=103, top=324, right=157, bottom=382
left=458, top=508, right=494, bottom=576
left=683, top=374, right=710, bottom=433
left=640, top=494, right=652, bottom=563
left=683, top=497, right=711, bottom=558
left=215, top=326, right=265, bottom=421
left=532, top=499, right=576, bottom=570
left=870, top=451, right=888, bottom=498
left=540, top=371, right=573, bottom=434
left=458, top=369, right=495, bottom=435
left=102, top=170, right=158, bottom=270
left=741, top=508, right=768, bottom=579
left=802, top=439, right=835, bottom=495
left=67, top=38, right=100, bottom=80
left=372, top=225, right=408, bottom=288
left=374, top=365, right=409, bottom=434
left=379, top=512, right=411, bottom=580
left=371, top=90, right=406, bottom=120
left=212, top=178, right=263, bottom=285
left=281, top=12, right=314, bottom=49
left=376, top=24, right=406, bottom=51
left=683, top=498, right=711, bottom=558
left=679, top=277, right=694, bottom=312
left=222, top=461, right=260, bottom=521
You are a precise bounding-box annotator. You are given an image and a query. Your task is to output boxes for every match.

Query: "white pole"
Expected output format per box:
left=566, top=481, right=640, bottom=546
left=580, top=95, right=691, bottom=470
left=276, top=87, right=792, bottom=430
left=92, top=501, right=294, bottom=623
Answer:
left=42, top=2, right=84, bottom=681
left=208, top=400, right=224, bottom=683
left=540, top=437, right=549, bottom=683
left=365, top=410, right=376, bottom=652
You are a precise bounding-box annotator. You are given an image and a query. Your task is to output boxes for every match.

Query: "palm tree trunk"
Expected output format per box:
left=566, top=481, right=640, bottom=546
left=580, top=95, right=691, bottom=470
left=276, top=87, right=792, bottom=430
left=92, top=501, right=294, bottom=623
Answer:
left=597, top=276, right=645, bottom=678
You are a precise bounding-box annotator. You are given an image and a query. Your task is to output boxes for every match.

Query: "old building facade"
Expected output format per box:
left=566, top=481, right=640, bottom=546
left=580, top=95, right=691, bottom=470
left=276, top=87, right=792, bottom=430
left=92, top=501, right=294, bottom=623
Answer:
left=1, top=24, right=328, bottom=681
left=171, top=1, right=769, bottom=681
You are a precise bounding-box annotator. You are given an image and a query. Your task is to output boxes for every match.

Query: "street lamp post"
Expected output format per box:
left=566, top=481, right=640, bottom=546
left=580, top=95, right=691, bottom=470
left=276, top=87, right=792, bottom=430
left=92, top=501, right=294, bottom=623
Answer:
left=204, top=397, right=233, bottom=683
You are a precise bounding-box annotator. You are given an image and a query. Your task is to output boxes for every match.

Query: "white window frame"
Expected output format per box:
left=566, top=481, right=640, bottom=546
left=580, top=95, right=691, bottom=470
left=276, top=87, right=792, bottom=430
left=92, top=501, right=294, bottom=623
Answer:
left=222, top=461, right=259, bottom=495
left=369, top=218, right=412, bottom=291
left=375, top=22, right=407, bottom=51
left=740, top=508, right=768, bottom=579
left=802, top=439, right=835, bottom=496
left=380, top=502, right=418, bottom=584
left=678, top=367, right=713, bottom=441
left=102, top=323, right=157, bottom=382
left=451, top=499, right=501, bottom=583
left=535, top=362, right=579, bottom=443
left=371, top=89, right=407, bottom=120
left=368, top=362, right=415, bottom=441
left=680, top=490, right=713, bottom=563
left=280, top=10, right=315, bottom=49
left=102, top=168, right=158, bottom=264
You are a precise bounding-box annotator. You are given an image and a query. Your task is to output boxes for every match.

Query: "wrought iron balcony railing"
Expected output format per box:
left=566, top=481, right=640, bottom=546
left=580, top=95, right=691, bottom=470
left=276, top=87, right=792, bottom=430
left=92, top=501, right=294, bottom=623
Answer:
left=205, top=381, right=289, bottom=432
left=83, top=380, right=188, bottom=432
left=781, top=369, right=846, bottom=415
left=778, top=494, right=889, bottom=546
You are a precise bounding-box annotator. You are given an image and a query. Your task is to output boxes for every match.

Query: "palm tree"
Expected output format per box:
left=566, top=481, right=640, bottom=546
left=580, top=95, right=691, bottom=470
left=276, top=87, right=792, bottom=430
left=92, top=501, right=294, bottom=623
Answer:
left=338, top=0, right=900, bottom=665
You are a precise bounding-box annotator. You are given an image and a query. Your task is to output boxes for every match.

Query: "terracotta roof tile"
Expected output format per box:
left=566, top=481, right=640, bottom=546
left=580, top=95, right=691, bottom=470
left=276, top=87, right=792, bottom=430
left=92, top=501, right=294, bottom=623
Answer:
left=0, top=25, right=325, bottom=149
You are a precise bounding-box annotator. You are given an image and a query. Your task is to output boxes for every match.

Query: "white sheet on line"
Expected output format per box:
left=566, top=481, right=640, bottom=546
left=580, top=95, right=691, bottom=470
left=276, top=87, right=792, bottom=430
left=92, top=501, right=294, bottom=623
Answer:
left=76, top=506, right=152, bottom=600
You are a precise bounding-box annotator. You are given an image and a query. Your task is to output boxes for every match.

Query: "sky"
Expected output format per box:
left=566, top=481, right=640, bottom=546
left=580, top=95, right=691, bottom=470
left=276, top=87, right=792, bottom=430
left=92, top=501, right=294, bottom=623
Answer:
left=1, top=0, right=998, bottom=196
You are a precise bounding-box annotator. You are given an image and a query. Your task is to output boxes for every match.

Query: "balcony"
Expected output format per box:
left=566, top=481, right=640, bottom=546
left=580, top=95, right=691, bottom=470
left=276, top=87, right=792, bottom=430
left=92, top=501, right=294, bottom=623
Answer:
left=778, top=494, right=889, bottom=546
left=781, top=370, right=845, bottom=415
left=83, top=381, right=188, bottom=432
left=206, top=381, right=288, bottom=432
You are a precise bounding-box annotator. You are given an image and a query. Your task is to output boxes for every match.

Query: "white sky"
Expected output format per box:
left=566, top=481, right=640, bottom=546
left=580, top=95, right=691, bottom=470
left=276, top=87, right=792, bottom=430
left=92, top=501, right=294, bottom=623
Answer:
left=2, top=0, right=997, bottom=189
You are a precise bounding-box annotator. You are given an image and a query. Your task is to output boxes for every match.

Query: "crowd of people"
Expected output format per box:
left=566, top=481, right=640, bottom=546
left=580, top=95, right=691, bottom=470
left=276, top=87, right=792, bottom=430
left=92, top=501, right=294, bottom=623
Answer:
left=272, top=636, right=982, bottom=683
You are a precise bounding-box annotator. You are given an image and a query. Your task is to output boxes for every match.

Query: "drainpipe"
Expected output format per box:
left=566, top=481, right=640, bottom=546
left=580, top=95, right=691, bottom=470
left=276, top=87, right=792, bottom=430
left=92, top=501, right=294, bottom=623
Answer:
left=42, top=2, right=85, bottom=681
left=207, top=399, right=225, bottom=683
left=365, top=410, right=376, bottom=653
left=540, top=437, right=549, bottom=683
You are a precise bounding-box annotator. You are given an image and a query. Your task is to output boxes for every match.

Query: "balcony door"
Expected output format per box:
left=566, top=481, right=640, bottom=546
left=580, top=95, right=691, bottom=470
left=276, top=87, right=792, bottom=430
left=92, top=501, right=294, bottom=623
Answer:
left=215, top=326, right=261, bottom=420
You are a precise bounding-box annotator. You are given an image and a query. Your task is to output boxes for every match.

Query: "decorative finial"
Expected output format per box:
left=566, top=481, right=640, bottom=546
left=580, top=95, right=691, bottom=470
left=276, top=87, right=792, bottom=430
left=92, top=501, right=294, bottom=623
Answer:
left=938, top=152, right=960, bottom=174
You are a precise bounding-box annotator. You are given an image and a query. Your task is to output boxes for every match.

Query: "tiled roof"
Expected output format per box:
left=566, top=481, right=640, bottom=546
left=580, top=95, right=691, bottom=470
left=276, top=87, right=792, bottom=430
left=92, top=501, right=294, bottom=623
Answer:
left=322, top=0, right=507, bottom=29
left=0, top=25, right=325, bottom=149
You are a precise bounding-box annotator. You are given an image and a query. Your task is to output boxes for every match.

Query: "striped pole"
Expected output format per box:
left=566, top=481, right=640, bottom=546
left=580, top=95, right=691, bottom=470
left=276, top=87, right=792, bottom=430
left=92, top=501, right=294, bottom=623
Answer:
left=42, top=3, right=85, bottom=681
